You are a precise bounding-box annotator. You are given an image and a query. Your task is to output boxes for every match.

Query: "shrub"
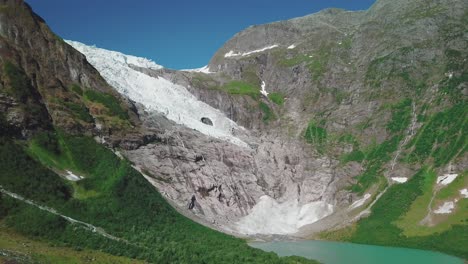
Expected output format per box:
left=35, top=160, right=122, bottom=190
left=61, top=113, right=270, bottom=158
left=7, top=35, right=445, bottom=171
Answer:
left=84, top=90, right=128, bottom=120
left=268, top=92, right=285, bottom=105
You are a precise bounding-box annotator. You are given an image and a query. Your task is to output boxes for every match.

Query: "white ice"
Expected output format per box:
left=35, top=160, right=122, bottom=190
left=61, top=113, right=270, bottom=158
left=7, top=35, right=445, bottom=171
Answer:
left=260, top=81, right=269, bottom=97
left=236, top=195, right=333, bottom=235
left=224, top=45, right=279, bottom=58
left=391, top=177, right=408, bottom=183
left=349, top=193, right=371, bottom=210
left=434, top=201, right=455, bottom=214
left=64, top=170, right=83, bottom=181
left=181, top=65, right=213, bottom=74
left=287, top=44, right=296, bottom=49
left=67, top=40, right=248, bottom=148
left=460, top=188, right=468, bottom=198
left=437, top=173, right=458, bottom=185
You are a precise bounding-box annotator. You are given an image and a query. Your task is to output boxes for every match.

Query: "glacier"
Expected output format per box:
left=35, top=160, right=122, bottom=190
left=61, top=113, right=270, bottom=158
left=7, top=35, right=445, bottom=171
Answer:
left=236, top=195, right=333, bottom=235
left=66, top=40, right=247, bottom=147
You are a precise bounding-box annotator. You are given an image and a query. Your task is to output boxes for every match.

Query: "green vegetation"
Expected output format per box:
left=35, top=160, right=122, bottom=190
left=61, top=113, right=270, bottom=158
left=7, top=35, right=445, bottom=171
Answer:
left=278, top=47, right=330, bottom=81
left=268, top=92, right=285, bottom=106
left=259, top=102, right=276, bottom=123
left=341, top=150, right=366, bottom=163
left=0, top=223, right=145, bottom=264
left=347, top=168, right=468, bottom=259
left=222, top=80, right=261, bottom=98
left=405, top=103, right=467, bottom=167
left=436, top=171, right=467, bottom=201
left=0, top=138, right=72, bottom=204
left=3, top=61, right=34, bottom=103
left=304, top=120, right=327, bottom=145
left=63, top=101, right=94, bottom=123
left=0, top=132, right=317, bottom=264
left=84, top=90, right=128, bottom=120
left=396, top=171, right=468, bottom=237
left=349, top=136, right=402, bottom=194
left=343, top=99, right=412, bottom=193
left=386, top=98, right=412, bottom=133
left=70, top=84, right=84, bottom=96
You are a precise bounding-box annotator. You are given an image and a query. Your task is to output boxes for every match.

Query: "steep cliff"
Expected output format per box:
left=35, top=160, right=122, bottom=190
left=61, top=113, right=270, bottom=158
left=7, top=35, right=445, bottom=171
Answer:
left=0, top=0, right=140, bottom=141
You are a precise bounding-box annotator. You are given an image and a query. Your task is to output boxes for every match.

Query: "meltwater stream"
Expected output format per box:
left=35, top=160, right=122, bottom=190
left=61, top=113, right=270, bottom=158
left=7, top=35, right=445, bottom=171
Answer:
left=250, top=240, right=464, bottom=264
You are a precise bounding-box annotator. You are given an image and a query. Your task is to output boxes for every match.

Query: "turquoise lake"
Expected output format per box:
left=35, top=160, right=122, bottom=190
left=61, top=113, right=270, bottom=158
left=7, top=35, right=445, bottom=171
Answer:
left=250, top=240, right=464, bottom=264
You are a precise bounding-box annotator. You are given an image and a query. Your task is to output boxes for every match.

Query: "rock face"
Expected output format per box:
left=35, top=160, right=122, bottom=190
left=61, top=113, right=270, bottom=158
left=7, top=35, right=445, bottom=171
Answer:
left=0, top=0, right=140, bottom=140
left=68, top=0, right=467, bottom=236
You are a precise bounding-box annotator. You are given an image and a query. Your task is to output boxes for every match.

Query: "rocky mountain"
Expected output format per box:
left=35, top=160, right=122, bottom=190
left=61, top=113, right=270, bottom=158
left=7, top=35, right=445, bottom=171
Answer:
left=0, top=0, right=467, bottom=262
left=0, top=1, right=320, bottom=263
left=67, top=0, right=467, bottom=240
left=0, top=0, right=142, bottom=140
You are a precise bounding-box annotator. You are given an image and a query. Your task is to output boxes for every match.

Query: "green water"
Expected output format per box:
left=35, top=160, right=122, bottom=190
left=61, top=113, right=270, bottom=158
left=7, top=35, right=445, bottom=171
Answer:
left=250, top=240, right=464, bottom=264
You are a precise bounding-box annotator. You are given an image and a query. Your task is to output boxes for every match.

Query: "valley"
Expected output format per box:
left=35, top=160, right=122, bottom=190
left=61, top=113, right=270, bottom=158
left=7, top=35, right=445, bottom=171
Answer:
left=0, top=0, right=467, bottom=263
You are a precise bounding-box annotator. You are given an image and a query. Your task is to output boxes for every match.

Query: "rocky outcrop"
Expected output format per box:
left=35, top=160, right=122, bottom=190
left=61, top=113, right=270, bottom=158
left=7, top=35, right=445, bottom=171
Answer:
left=0, top=0, right=140, bottom=139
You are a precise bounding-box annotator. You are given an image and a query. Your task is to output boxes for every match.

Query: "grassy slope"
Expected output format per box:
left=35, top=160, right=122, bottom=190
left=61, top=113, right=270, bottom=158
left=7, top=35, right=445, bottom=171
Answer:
left=0, top=133, right=318, bottom=264
left=322, top=98, right=468, bottom=260
left=0, top=222, right=144, bottom=264
left=349, top=168, right=468, bottom=259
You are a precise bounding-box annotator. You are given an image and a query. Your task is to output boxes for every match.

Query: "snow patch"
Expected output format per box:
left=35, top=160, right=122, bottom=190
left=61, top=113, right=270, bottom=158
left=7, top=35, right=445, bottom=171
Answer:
left=349, top=193, right=371, bottom=210
left=434, top=201, right=455, bottom=214
left=437, top=173, right=458, bottom=185
left=182, top=65, right=213, bottom=74
left=224, top=45, right=279, bottom=58
left=64, top=170, right=84, bottom=181
left=460, top=188, right=468, bottom=198
left=67, top=40, right=248, bottom=148
left=236, top=195, right=333, bottom=235
left=260, top=81, right=269, bottom=97
left=392, top=177, right=408, bottom=183
left=287, top=44, right=296, bottom=49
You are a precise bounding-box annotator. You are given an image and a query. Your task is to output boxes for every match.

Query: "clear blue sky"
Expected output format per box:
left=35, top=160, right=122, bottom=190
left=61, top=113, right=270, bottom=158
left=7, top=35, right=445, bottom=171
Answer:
left=27, top=0, right=376, bottom=70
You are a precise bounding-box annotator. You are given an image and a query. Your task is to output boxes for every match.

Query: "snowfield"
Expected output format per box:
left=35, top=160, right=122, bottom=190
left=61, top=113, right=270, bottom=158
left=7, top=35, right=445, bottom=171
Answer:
left=391, top=177, right=408, bottom=183
left=64, top=170, right=84, bottom=181
left=181, top=65, right=213, bottom=74
left=236, top=195, right=333, bottom=235
left=436, top=173, right=458, bottom=185
left=460, top=188, right=468, bottom=198
left=434, top=201, right=455, bottom=214
left=224, top=45, right=279, bottom=58
left=67, top=40, right=247, bottom=147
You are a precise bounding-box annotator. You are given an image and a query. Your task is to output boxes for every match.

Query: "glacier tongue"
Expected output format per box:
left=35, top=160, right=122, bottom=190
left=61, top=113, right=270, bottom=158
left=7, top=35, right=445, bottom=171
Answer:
left=236, top=195, right=334, bottom=235
left=67, top=40, right=247, bottom=147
